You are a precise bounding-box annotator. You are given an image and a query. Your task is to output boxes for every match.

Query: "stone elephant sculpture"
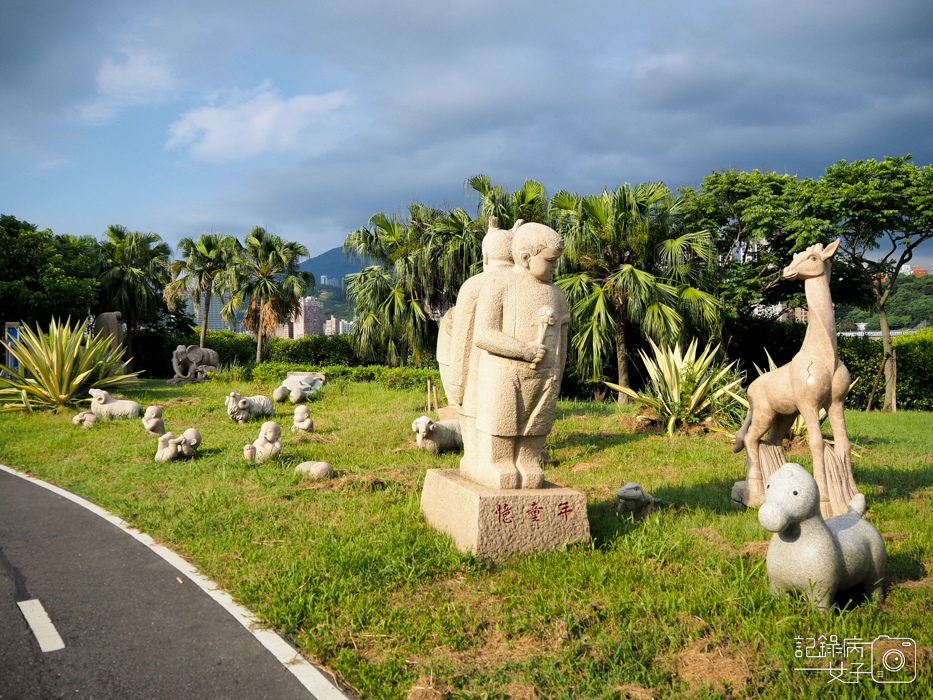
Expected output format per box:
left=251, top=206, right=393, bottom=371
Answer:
left=169, top=344, right=220, bottom=384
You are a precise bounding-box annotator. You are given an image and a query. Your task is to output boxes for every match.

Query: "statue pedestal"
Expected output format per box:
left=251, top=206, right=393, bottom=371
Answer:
left=420, top=469, right=589, bottom=560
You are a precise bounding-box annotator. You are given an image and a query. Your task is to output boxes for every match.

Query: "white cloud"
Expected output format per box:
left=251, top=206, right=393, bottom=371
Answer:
left=165, top=83, right=350, bottom=162
left=73, top=50, right=174, bottom=124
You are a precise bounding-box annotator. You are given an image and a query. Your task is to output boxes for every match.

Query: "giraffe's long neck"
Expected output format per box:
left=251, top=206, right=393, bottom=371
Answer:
left=802, top=265, right=837, bottom=361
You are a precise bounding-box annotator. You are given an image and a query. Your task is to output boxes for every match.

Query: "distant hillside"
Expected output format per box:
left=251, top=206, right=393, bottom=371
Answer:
left=299, top=247, right=376, bottom=286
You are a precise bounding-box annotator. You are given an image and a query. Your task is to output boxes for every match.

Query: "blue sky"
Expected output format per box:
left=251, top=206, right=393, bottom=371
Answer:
left=3, top=0, right=933, bottom=268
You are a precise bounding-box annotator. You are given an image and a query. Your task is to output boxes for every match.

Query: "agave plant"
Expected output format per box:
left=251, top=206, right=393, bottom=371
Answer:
left=0, top=318, right=141, bottom=412
left=605, top=338, right=744, bottom=436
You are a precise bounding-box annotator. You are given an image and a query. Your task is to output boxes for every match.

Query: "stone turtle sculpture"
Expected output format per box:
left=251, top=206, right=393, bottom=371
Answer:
left=616, top=482, right=659, bottom=515
left=294, top=461, right=334, bottom=480
left=759, top=462, right=886, bottom=612
left=89, top=388, right=142, bottom=419
left=412, top=416, right=463, bottom=454
left=225, top=392, right=274, bottom=424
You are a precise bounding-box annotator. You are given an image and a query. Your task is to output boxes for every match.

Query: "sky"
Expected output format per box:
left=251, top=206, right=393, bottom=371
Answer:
left=3, top=0, right=933, bottom=269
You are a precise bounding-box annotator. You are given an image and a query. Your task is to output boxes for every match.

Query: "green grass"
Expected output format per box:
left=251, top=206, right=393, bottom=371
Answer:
left=1, top=381, right=931, bottom=699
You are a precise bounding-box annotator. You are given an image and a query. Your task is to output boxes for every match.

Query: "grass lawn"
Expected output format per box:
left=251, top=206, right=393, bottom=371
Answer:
left=1, top=379, right=931, bottom=699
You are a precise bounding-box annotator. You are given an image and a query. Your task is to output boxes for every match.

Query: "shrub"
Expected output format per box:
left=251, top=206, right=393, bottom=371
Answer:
left=251, top=362, right=440, bottom=393
left=606, top=339, right=744, bottom=436
left=0, top=318, right=141, bottom=411
left=261, top=334, right=359, bottom=366
left=205, top=330, right=257, bottom=366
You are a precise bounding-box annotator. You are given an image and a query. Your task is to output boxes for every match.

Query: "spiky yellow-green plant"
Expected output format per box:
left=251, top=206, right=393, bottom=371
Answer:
left=605, top=338, right=744, bottom=436
left=0, top=318, right=141, bottom=412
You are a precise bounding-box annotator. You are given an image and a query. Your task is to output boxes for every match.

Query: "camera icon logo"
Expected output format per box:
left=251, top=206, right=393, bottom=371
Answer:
left=871, top=636, right=916, bottom=683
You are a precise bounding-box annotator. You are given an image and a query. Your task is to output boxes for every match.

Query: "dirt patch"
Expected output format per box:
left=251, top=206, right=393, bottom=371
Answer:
left=883, top=532, right=908, bottom=542
left=165, top=397, right=201, bottom=406
left=739, top=540, right=769, bottom=558
left=686, top=527, right=735, bottom=555
left=571, top=462, right=602, bottom=473
left=673, top=638, right=749, bottom=692
left=612, top=684, right=655, bottom=700
left=406, top=675, right=446, bottom=700
left=504, top=682, right=538, bottom=699
left=921, top=454, right=933, bottom=464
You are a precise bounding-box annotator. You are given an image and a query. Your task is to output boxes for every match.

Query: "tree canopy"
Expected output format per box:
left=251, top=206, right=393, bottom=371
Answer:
left=0, top=214, right=99, bottom=329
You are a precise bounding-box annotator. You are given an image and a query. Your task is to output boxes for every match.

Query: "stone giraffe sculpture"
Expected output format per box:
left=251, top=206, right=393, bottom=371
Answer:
left=733, top=239, right=860, bottom=518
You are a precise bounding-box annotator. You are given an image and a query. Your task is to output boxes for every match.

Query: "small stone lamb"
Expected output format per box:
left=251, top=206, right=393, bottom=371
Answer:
left=89, top=388, right=142, bottom=419
left=243, top=421, right=282, bottom=463
left=142, top=406, right=166, bottom=436
left=759, top=462, right=887, bottom=612
left=292, top=405, right=314, bottom=433
left=225, top=392, right=274, bottom=424
left=412, top=415, right=463, bottom=454
left=72, top=411, right=98, bottom=429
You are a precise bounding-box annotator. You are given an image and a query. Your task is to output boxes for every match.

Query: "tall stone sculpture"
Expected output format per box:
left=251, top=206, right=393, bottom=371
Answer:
left=92, top=311, right=124, bottom=354
left=733, top=239, right=860, bottom=518
left=421, top=221, right=589, bottom=559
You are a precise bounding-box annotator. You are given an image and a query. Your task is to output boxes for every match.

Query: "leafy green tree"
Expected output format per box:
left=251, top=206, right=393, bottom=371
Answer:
left=95, top=224, right=172, bottom=363
left=551, top=182, right=720, bottom=401
left=0, top=214, right=100, bottom=329
left=798, top=155, right=933, bottom=412
left=165, top=233, right=242, bottom=348
left=222, top=227, right=313, bottom=363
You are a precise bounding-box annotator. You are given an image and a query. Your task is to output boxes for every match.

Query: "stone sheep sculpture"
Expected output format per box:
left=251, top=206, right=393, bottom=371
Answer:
left=758, top=462, right=886, bottom=613
left=72, top=411, right=98, bottom=429
left=292, top=405, right=314, bottom=433
left=412, top=416, right=463, bottom=454
left=142, top=406, right=166, bottom=436
left=225, top=392, right=274, bottom=424
left=89, top=388, right=142, bottom=419
left=243, top=421, right=282, bottom=463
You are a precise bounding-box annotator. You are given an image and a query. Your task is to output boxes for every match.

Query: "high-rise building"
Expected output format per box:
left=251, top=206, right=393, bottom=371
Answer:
left=185, top=292, right=241, bottom=332
left=272, top=296, right=325, bottom=339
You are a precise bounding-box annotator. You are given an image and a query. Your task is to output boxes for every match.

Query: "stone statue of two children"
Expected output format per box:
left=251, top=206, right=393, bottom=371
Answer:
left=440, top=218, right=570, bottom=491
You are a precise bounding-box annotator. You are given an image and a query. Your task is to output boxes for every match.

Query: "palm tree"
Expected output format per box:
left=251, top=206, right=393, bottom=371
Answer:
left=222, top=227, right=313, bottom=363
left=550, top=183, right=720, bottom=401
left=466, top=174, right=549, bottom=230
left=165, top=233, right=242, bottom=348
left=96, top=224, right=172, bottom=364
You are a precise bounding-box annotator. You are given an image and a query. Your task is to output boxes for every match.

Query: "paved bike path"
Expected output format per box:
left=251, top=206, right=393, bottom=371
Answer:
left=0, top=466, right=351, bottom=700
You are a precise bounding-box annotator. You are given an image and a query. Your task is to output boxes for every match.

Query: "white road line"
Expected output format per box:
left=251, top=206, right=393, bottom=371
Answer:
left=17, top=599, right=65, bottom=652
left=0, top=464, right=351, bottom=700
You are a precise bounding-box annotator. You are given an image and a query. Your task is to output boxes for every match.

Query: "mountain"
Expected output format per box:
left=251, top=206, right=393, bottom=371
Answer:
left=298, top=247, right=376, bottom=286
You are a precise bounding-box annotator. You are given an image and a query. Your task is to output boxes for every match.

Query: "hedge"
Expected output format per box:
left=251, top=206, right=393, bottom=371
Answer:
left=838, top=328, right=933, bottom=411
left=261, top=334, right=359, bottom=366
left=251, top=362, right=441, bottom=393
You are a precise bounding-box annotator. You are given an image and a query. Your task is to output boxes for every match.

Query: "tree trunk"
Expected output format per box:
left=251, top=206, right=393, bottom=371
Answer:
left=878, top=308, right=897, bottom=413
left=613, top=305, right=630, bottom=404
left=255, top=332, right=263, bottom=364
left=200, top=286, right=212, bottom=348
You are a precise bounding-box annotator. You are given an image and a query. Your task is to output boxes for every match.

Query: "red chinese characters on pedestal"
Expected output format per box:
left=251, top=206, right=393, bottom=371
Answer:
left=526, top=502, right=544, bottom=522
left=557, top=501, right=574, bottom=521
left=497, top=503, right=513, bottom=524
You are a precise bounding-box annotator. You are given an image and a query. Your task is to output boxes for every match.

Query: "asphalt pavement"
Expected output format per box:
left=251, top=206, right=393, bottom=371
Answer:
left=0, top=466, right=351, bottom=700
